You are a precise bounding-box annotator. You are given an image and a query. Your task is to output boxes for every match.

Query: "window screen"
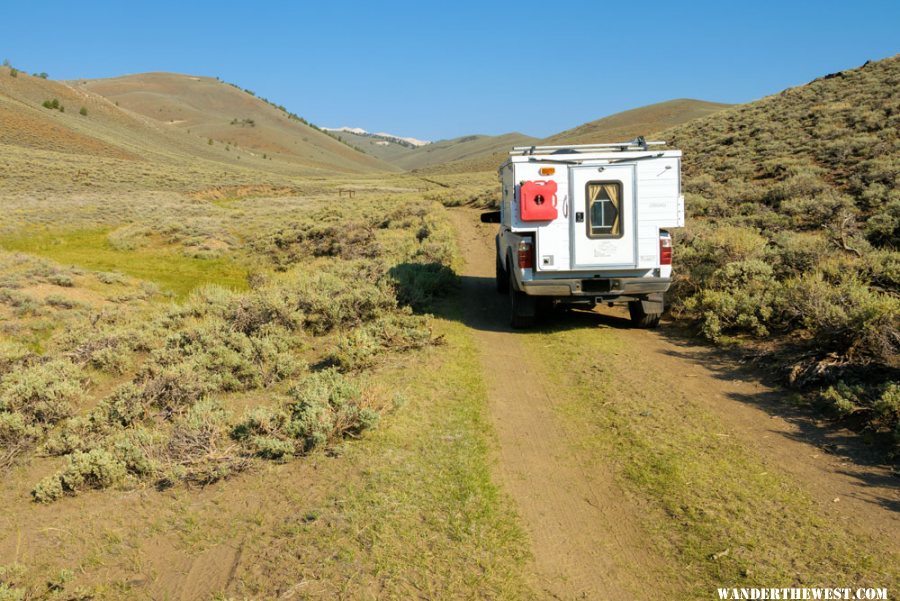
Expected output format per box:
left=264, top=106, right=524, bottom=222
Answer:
left=586, top=182, right=622, bottom=238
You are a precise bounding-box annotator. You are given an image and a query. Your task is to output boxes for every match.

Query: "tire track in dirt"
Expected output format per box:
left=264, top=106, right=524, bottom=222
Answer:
left=450, top=207, right=899, bottom=599
left=449, top=209, right=675, bottom=600
left=610, top=326, right=900, bottom=545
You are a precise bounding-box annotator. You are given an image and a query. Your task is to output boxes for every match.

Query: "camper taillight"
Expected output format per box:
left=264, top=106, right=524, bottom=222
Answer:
left=660, top=232, right=673, bottom=265
left=517, top=240, right=535, bottom=269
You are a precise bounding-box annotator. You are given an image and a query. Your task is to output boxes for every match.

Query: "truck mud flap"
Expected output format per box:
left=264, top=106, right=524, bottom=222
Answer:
left=639, top=292, right=664, bottom=314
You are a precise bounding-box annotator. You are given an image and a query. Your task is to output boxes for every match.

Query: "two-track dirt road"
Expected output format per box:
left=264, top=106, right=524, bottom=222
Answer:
left=449, top=208, right=899, bottom=600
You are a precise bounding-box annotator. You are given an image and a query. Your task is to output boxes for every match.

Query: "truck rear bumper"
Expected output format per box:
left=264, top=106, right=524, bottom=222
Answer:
left=519, top=276, right=671, bottom=297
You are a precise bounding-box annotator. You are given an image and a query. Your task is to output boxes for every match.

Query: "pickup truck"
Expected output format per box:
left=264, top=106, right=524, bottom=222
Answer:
left=484, top=139, right=684, bottom=328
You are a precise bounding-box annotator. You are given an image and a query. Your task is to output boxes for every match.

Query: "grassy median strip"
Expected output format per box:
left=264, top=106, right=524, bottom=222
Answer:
left=223, top=317, right=535, bottom=599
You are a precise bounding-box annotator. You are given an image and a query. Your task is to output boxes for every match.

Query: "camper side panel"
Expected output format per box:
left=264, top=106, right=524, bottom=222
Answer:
left=635, top=157, right=681, bottom=269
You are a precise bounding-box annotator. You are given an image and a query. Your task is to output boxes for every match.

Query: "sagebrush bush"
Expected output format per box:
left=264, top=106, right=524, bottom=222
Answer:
left=43, top=382, right=146, bottom=458
left=32, top=449, right=127, bottom=503
left=161, top=399, right=247, bottom=486
left=327, top=312, right=436, bottom=372
left=231, top=405, right=295, bottom=459
left=662, top=56, right=900, bottom=443
left=821, top=380, right=900, bottom=434
left=100, top=383, right=146, bottom=427
left=139, top=361, right=217, bottom=416
left=780, top=273, right=899, bottom=363
left=0, top=340, right=30, bottom=376
left=291, top=263, right=396, bottom=334
left=42, top=413, right=105, bottom=456
left=0, top=412, right=41, bottom=461
left=138, top=314, right=299, bottom=415
left=389, top=262, right=458, bottom=311
left=223, top=288, right=304, bottom=335
left=684, top=260, right=778, bottom=341
left=0, top=360, right=84, bottom=425
left=328, top=328, right=382, bottom=372
left=820, top=382, right=865, bottom=416
left=873, top=383, right=900, bottom=434
left=286, top=369, right=379, bottom=452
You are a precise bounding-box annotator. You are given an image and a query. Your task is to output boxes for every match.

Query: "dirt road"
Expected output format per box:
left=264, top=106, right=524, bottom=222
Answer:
left=449, top=208, right=899, bottom=599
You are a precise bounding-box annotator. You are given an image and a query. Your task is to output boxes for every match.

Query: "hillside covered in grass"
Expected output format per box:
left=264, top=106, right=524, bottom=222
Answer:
left=422, top=99, right=729, bottom=174
left=662, top=56, right=899, bottom=441
left=331, top=129, right=538, bottom=172
left=80, top=72, right=394, bottom=172
left=393, top=132, right=538, bottom=171
left=544, top=98, right=730, bottom=146
left=0, top=67, right=392, bottom=196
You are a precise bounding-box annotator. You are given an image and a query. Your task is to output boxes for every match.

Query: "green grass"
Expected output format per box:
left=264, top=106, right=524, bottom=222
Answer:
left=519, top=325, right=898, bottom=595
left=231, top=317, right=535, bottom=598
left=0, top=228, right=247, bottom=299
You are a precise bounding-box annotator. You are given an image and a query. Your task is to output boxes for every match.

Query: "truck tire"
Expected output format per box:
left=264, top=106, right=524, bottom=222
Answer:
left=628, top=299, right=661, bottom=329
left=496, top=249, right=509, bottom=294
left=509, top=269, right=535, bottom=329
left=535, top=297, right=554, bottom=322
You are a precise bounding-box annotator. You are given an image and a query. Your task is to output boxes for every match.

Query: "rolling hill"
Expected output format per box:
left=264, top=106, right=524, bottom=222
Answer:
left=0, top=69, right=395, bottom=194
left=330, top=129, right=538, bottom=171
left=542, top=98, right=731, bottom=146
left=392, top=132, right=538, bottom=171
left=77, top=72, right=394, bottom=172
left=321, top=128, right=428, bottom=164
left=421, top=99, right=730, bottom=174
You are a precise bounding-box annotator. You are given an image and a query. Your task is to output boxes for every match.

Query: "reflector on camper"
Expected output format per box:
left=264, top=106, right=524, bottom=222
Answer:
left=519, top=180, right=558, bottom=221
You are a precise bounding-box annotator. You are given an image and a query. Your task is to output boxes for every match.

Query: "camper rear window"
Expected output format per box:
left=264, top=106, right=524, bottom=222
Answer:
left=586, top=181, right=623, bottom=238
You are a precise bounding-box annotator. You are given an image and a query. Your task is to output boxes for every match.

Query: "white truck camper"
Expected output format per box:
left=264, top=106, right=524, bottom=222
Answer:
left=483, top=138, right=684, bottom=328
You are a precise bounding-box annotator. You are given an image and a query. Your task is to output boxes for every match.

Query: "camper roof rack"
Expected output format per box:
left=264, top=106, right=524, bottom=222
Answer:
left=510, top=137, right=666, bottom=155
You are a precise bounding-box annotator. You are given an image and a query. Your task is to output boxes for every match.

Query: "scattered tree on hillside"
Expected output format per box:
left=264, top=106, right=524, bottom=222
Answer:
left=42, top=99, right=64, bottom=112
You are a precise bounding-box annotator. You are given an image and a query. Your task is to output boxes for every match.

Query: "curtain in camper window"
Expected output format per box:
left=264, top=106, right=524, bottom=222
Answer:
left=586, top=182, right=622, bottom=238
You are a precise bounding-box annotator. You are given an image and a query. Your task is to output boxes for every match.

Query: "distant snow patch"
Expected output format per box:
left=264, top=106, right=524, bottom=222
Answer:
left=323, top=126, right=430, bottom=147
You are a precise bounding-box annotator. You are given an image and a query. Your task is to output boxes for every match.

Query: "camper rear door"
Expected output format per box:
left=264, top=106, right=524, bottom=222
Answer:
left=568, top=164, right=637, bottom=269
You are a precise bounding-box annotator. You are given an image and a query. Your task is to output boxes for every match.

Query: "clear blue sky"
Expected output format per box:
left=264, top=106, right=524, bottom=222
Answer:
left=3, top=0, right=898, bottom=140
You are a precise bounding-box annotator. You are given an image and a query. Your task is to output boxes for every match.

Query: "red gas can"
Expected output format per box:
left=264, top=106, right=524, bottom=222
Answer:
left=519, top=180, right=558, bottom=221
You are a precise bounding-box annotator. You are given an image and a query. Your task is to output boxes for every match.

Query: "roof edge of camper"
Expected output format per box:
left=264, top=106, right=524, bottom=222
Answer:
left=509, top=139, right=667, bottom=155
